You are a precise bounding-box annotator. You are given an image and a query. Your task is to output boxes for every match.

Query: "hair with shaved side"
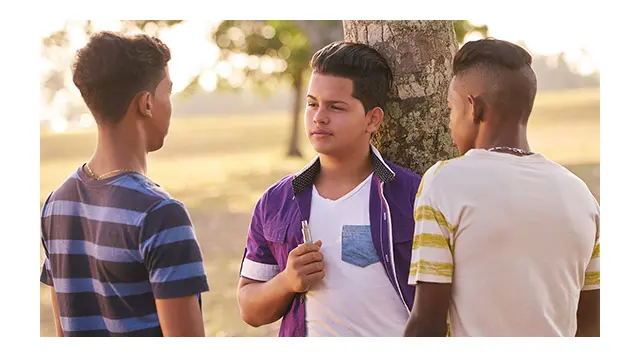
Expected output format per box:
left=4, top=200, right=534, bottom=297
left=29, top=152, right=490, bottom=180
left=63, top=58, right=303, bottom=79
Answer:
left=452, top=38, right=537, bottom=122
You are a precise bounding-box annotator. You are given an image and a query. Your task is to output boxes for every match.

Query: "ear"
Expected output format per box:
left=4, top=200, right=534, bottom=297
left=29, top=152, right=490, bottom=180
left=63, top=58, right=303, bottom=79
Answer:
left=366, top=107, right=384, bottom=134
left=467, top=95, right=483, bottom=124
left=136, top=91, right=153, bottom=118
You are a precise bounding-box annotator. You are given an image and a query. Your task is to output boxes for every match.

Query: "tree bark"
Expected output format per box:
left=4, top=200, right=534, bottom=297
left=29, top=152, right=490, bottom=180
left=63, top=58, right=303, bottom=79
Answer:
left=287, top=68, right=304, bottom=157
left=343, top=20, right=459, bottom=175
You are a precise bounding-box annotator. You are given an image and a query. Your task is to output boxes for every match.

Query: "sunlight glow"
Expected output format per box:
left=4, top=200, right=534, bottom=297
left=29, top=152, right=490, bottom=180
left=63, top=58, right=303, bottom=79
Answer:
left=79, top=113, right=94, bottom=127
left=199, top=69, right=218, bottom=92
left=260, top=57, right=275, bottom=74
left=230, top=53, right=248, bottom=69
left=217, top=61, right=232, bottom=79
left=51, top=118, right=68, bottom=133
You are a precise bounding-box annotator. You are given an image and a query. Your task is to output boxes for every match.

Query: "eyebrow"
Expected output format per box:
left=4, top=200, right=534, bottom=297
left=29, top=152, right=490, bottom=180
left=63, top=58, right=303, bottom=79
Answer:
left=307, top=95, right=348, bottom=105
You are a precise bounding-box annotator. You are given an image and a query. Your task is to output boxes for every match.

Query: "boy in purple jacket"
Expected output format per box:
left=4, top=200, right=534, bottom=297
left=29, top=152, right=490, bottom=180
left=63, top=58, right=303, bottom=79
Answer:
left=237, top=41, right=421, bottom=337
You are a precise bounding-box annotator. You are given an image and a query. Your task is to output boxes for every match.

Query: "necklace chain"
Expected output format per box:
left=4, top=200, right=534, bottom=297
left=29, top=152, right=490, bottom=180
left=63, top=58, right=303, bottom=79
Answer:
left=85, top=164, right=140, bottom=180
left=487, top=146, right=534, bottom=156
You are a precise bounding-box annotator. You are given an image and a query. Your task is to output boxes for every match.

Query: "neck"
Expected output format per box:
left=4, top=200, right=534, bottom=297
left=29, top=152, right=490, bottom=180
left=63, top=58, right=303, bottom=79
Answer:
left=88, top=122, right=147, bottom=177
left=317, top=144, right=374, bottom=185
left=476, top=122, right=531, bottom=153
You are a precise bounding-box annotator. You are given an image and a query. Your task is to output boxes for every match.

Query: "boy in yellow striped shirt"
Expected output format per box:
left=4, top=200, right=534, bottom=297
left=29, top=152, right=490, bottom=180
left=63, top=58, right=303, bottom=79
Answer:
left=403, top=39, right=600, bottom=337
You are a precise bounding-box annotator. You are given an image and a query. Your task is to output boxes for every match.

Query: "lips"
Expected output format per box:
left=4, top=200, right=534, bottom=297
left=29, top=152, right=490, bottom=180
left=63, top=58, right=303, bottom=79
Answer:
left=311, top=129, right=332, bottom=136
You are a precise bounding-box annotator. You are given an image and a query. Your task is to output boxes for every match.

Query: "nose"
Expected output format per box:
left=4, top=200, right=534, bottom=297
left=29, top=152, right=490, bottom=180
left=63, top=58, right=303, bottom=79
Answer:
left=313, top=108, right=329, bottom=125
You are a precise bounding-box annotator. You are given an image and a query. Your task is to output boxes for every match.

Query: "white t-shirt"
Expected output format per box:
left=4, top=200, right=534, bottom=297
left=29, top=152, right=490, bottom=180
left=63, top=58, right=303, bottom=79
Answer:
left=409, top=149, right=600, bottom=337
left=305, top=173, right=409, bottom=336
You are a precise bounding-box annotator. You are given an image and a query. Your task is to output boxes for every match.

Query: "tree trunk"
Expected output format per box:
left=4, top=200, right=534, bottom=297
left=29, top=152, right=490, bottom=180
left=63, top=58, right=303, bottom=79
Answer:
left=343, top=20, right=459, bottom=175
left=287, top=68, right=304, bottom=157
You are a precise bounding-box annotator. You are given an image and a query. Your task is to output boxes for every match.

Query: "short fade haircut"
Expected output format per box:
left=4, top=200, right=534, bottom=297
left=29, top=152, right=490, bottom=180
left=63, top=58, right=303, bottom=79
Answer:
left=72, top=31, right=171, bottom=124
left=310, top=41, right=393, bottom=113
left=453, top=38, right=537, bottom=121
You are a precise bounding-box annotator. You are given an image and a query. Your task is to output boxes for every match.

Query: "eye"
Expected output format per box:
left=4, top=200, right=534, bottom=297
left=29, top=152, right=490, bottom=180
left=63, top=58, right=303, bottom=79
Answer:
left=307, top=102, right=318, bottom=108
left=331, top=106, right=344, bottom=111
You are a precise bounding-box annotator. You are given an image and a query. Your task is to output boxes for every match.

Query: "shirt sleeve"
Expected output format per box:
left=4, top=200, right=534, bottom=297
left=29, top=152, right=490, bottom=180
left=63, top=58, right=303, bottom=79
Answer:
left=408, top=162, right=455, bottom=285
left=139, top=199, right=209, bottom=299
left=40, top=194, right=54, bottom=286
left=40, top=256, right=53, bottom=286
left=582, top=201, right=600, bottom=291
left=239, top=194, right=281, bottom=282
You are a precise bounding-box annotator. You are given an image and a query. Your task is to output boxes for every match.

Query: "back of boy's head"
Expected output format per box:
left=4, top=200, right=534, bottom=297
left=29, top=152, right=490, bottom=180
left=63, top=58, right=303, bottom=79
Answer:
left=310, top=41, right=393, bottom=113
left=72, top=31, right=171, bottom=124
left=452, top=38, right=537, bottom=121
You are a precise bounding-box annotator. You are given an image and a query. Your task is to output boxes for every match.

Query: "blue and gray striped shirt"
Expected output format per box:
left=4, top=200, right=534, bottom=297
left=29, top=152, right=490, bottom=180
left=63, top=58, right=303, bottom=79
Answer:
left=40, top=166, right=209, bottom=336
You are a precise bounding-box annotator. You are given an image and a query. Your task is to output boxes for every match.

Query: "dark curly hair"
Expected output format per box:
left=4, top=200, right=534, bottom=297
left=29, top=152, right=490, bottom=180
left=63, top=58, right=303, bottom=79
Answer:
left=310, top=41, right=393, bottom=113
left=72, top=31, right=171, bottom=124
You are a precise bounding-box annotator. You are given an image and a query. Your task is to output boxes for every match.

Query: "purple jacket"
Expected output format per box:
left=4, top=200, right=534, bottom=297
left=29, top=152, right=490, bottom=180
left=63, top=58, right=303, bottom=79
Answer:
left=240, top=146, right=421, bottom=336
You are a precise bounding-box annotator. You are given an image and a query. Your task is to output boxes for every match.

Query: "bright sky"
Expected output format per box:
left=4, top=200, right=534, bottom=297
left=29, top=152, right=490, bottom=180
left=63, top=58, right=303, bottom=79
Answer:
left=469, top=18, right=600, bottom=75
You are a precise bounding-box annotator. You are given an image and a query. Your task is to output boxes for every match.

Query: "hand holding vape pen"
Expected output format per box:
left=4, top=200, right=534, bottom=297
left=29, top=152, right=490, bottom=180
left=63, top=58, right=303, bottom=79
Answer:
left=301, top=220, right=312, bottom=244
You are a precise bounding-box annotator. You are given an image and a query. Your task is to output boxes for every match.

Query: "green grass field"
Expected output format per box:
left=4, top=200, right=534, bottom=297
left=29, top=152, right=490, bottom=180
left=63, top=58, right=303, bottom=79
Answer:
left=39, top=87, right=600, bottom=337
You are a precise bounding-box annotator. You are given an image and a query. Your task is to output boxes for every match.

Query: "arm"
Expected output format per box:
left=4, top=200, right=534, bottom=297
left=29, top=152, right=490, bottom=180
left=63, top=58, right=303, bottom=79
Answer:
left=140, top=200, right=209, bottom=337
left=41, top=200, right=63, bottom=337
left=41, top=250, right=62, bottom=337
left=156, top=295, right=205, bottom=337
left=238, top=274, right=296, bottom=327
left=576, top=290, right=599, bottom=337
left=49, top=286, right=64, bottom=337
left=238, top=241, right=324, bottom=327
left=577, top=211, right=600, bottom=337
left=404, top=165, right=455, bottom=337
left=405, top=282, right=451, bottom=337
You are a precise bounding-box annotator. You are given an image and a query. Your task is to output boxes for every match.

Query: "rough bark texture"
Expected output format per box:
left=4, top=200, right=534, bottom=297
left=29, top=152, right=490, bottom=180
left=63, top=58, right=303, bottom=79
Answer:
left=343, top=20, right=459, bottom=175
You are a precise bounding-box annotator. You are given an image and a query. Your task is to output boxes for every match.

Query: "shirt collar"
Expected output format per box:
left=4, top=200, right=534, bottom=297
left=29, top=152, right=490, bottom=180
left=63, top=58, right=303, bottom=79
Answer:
left=291, top=144, right=396, bottom=195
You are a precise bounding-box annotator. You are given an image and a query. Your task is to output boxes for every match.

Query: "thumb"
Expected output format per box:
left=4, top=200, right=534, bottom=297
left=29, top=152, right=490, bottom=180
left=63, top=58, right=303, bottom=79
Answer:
left=314, top=240, right=323, bottom=248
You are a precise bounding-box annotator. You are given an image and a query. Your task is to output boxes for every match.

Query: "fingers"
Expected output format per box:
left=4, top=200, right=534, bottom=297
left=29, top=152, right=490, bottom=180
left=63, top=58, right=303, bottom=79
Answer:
left=300, top=261, right=324, bottom=275
left=305, top=270, right=325, bottom=285
left=291, top=242, right=320, bottom=257
left=297, top=251, right=324, bottom=266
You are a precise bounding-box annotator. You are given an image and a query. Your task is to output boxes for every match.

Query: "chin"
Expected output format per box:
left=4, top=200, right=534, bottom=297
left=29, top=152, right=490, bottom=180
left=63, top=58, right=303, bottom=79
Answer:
left=310, top=139, right=338, bottom=156
left=147, top=139, right=165, bottom=153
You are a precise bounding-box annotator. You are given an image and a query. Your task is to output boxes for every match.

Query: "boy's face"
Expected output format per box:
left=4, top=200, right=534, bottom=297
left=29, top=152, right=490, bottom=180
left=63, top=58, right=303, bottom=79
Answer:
left=305, top=72, right=379, bottom=157
left=142, top=66, right=173, bottom=152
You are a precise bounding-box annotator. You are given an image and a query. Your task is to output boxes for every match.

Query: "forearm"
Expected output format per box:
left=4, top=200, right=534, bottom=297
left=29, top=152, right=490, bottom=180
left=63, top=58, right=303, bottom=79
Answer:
left=404, top=313, right=447, bottom=337
left=238, top=273, right=297, bottom=327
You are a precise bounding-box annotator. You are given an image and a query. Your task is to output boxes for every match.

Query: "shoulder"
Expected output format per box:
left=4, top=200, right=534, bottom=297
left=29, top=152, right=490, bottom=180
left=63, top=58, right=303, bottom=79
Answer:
left=252, top=174, right=296, bottom=215
left=384, top=160, right=422, bottom=200
left=264, top=174, right=296, bottom=197
left=146, top=197, right=190, bottom=218
left=386, top=161, right=422, bottom=184
left=125, top=174, right=173, bottom=202
left=415, top=155, right=470, bottom=198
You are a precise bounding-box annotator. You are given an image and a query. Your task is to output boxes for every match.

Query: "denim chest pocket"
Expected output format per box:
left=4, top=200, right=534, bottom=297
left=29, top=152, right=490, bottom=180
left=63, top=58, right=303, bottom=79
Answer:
left=341, top=225, right=379, bottom=267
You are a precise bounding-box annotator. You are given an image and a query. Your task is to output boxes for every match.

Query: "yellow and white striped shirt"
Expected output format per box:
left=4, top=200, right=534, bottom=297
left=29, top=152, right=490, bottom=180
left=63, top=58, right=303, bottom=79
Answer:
left=409, top=149, right=600, bottom=336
